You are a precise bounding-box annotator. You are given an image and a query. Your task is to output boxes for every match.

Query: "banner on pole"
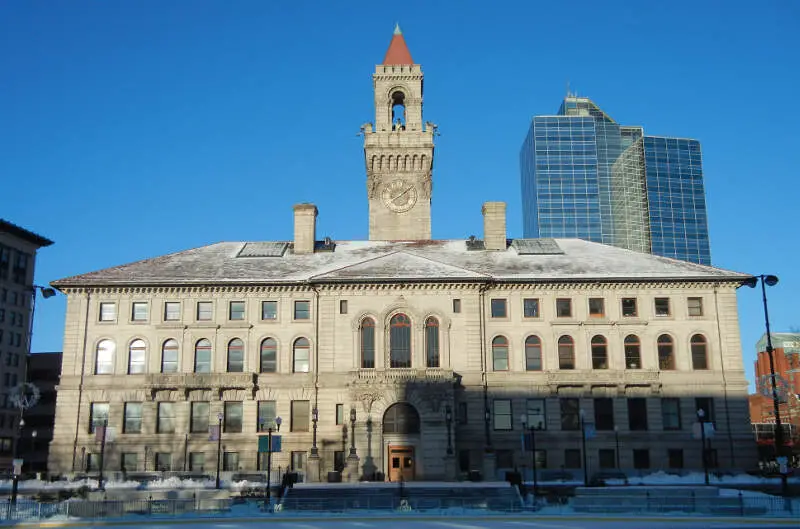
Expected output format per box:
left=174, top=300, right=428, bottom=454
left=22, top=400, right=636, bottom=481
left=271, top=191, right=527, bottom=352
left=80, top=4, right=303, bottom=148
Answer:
left=95, top=425, right=106, bottom=443
left=258, top=435, right=281, bottom=453
left=208, top=425, right=220, bottom=441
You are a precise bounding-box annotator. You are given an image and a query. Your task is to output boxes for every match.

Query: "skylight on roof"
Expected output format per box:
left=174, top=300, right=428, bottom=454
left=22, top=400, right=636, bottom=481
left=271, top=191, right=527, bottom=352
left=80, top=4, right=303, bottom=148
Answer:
left=237, top=242, right=288, bottom=258
left=511, top=238, right=564, bottom=255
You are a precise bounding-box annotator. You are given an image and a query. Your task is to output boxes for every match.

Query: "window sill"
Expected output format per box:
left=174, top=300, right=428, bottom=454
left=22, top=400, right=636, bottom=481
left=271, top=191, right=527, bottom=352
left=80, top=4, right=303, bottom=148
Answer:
left=616, top=319, right=649, bottom=326
left=224, top=321, right=253, bottom=329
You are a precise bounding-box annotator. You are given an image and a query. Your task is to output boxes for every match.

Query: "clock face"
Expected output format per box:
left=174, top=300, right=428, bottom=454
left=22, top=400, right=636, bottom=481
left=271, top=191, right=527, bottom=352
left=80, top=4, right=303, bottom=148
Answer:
left=381, top=179, right=418, bottom=213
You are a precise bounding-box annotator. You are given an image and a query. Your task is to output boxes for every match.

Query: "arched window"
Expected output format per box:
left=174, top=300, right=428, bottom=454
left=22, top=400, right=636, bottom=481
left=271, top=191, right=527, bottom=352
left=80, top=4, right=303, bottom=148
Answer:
left=691, top=334, right=708, bottom=370
left=591, top=335, right=608, bottom=369
left=194, top=339, right=212, bottom=373
left=389, top=314, right=411, bottom=368
left=128, top=339, right=146, bottom=374
left=558, top=336, right=575, bottom=370
left=525, top=336, right=542, bottom=371
left=492, top=336, right=509, bottom=371
left=425, top=317, right=440, bottom=368
left=293, top=337, right=310, bottom=373
left=624, top=335, right=641, bottom=369
left=360, top=318, right=375, bottom=369
left=227, top=338, right=244, bottom=372
left=658, top=334, right=675, bottom=370
left=391, top=91, right=406, bottom=130
left=95, top=339, right=115, bottom=374
left=162, top=339, right=179, bottom=373
left=382, top=402, right=420, bottom=434
left=260, top=338, right=277, bottom=373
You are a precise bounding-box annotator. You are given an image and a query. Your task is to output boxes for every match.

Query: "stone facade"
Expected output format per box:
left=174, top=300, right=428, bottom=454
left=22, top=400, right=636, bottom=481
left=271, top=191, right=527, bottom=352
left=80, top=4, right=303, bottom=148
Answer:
left=46, top=28, right=757, bottom=481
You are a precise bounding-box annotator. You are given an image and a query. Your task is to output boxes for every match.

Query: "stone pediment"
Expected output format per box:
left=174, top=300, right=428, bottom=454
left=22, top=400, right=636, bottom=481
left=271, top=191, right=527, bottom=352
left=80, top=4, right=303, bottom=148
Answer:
left=312, top=251, right=486, bottom=281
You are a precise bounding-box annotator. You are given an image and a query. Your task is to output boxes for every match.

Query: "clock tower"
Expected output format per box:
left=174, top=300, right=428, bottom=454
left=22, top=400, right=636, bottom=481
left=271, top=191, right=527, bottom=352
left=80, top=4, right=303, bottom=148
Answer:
left=363, top=24, right=435, bottom=240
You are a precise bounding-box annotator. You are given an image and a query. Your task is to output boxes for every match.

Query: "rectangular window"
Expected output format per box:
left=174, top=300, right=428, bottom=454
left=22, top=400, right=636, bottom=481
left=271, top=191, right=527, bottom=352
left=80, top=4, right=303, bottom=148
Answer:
left=89, top=403, right=109, bottom=433
left=291, top=451, right=306, bottom=471
left=86, top=453, right=100, bottom=471
left=523, top=298, right=540, bottom=318
left=291, top=400, right=310, bottom=432
left=564, top=449, right=581, bottom=469
left=521, top=398, right=545, bottom=430
left=560, top=398, right=580, bottom=431
left=121, top=452, right=138, bottom=472
left=457, top=402, right=468, bottom=424
left=335, top=403, right=344, bottom=425
left=257, top=400, right=276, bottom=432
left=452, top=299, right=461, bottom=313
left=661, top=398, right=682, bottom=430
left=668, top=449, right=684, bottom=469
left=189, top=452, right=205, bottom=472
left=654, top=297, right=671, bottom=317
left=621, top=298, right=637, bottom=317
left=157, top=402, right=175, bottom=433
left=131, top=302, right=149, bottom=322
left=261, top=301, right=278, bottom=320
left=229, top=301, right=245, bottom=320
left=556, top=298, right=572, bottom=318
left=633, top=449, right=650, bottom=470
left=493, top=399, right=512, bottom=430
left=695, top=397, right=716, bottom=425
left=490, top=299, right=507, bottom=318
left=164, top=302, right=181, bottom=321
left=688, top=297, right=703, bottom=317
left=224, top=402, right=243, bottom=433
left=628, top=398, right=649, bottom=431
left=99, top=302, right=116, bottom=322
left=223, top=452, right=239, bottom=471
left=155, top=452, right=172, bottom=471
left=191, top=402, right=210, bottom=433
left=533, top=450, right=547, bottom=469
left=294, top=300, right=310, bottom=320
left=588, top=298, right=605, bottom=318
left=594, top=398, right=614, bottom=431
left=123, top=402, right=142, bottom=434
left=197, top=301, right=213, bottom=321
left=496, top=449, right=514, bottom=469
left=598, top=449, right=616, bottom=469
left=339, top=300, right=348, bottom=314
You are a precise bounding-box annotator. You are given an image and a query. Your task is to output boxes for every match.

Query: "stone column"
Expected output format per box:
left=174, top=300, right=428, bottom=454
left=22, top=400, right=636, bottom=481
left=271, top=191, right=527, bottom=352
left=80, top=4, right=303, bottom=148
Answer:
left=346, top=454, right=361, bottom=483
left=482, top=451, right=496, bottom=482
left=443, top=454, right=457, bottom=481
left=306, top=453, right=321, bottom=483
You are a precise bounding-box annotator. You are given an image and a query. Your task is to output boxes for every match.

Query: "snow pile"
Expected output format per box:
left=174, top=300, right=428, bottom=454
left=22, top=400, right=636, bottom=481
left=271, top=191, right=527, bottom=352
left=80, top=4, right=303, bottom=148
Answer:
left=605, top=471, right=794, bottom=486
left=144, top=476, right=216, bottom=489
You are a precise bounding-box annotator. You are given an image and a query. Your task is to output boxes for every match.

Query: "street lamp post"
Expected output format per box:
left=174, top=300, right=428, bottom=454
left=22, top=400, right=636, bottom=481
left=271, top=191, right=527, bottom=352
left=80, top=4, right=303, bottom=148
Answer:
left=215, top=412, right=224, bottom=489
left=10, top=417, right=25, bottom=505
left=743, top=274, right=789, bottom=497
left=520, top=414, right=539, bottom=496
left=445, top=406, right=453, bottom=455
left=265, top=416, right=282, bottom=508
left=614, top=426, right=620, bottom=469
left=349, top=408, right=357, bottom=456
left=579, top=409, right=588, bottom=487
left=98, top=419, right=108, bottom=491
left=311, top=407, right=319, bottom=456
left=697, top=409, right=709, bottom=485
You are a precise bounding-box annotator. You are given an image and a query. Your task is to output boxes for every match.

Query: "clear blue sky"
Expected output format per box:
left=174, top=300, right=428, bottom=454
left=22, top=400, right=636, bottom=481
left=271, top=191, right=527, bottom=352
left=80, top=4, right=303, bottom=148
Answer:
left=2, top=0, right=798, bottom=388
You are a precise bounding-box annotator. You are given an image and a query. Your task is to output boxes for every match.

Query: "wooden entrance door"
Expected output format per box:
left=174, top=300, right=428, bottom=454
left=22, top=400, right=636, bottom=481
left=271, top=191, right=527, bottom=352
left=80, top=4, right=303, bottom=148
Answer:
left=388, top=445, right=414, bottom=482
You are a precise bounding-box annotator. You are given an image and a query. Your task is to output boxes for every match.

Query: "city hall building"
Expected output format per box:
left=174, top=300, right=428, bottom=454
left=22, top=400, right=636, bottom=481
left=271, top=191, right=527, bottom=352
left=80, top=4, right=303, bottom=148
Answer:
left=48, top=27, right=756, bottom=481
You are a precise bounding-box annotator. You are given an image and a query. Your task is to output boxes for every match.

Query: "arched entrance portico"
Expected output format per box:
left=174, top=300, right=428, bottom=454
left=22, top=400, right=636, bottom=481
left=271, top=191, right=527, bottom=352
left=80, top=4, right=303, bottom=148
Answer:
left=383, top=402, right=420, bottom=481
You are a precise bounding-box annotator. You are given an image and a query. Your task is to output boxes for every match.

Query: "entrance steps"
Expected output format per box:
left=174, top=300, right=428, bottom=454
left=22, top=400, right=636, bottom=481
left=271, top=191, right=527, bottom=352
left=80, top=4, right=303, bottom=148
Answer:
left=571, top=486, right=768, bottom=516
left=280, top=482, right=522, bottom=512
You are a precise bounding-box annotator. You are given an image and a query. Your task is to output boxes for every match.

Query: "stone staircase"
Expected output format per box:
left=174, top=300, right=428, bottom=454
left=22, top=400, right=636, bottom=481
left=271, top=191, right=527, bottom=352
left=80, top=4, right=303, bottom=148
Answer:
left=280, top=482, right=522, bottom=512
left=571, top=486, right=768, bottom=516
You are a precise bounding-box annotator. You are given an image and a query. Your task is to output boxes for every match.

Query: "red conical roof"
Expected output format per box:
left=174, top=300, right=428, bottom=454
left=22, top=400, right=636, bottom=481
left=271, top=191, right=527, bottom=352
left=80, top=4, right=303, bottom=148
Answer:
left=382, top=24, right=414, bottom=65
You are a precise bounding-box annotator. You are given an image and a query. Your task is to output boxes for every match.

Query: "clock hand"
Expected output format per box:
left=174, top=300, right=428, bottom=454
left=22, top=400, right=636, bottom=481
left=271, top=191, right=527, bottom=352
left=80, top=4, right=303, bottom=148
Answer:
left=392, top=185, right=415, bottom=203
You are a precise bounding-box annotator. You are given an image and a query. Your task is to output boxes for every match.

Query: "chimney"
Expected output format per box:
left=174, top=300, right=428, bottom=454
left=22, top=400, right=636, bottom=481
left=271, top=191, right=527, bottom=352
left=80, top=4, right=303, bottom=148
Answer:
left=293, top=203, right=318, bottom=255
left=482, top=202, right=507, bottom=251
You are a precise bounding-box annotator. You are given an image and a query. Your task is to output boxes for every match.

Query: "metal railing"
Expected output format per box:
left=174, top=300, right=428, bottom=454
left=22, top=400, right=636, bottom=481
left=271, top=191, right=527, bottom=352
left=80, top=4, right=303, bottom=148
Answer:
left=279, top=496, right=523, bottom=513
left=0, top=498, right=232, bottom=522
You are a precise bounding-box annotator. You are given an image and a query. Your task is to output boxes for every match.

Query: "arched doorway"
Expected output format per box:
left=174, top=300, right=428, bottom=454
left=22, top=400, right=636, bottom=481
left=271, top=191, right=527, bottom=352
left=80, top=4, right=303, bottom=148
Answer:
left=383, top=402, right=420, bottom=481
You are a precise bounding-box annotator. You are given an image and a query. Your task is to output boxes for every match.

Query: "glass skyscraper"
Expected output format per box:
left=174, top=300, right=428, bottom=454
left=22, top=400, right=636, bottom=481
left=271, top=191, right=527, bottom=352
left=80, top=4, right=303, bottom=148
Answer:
left=520, top=96, right=711, bottom=265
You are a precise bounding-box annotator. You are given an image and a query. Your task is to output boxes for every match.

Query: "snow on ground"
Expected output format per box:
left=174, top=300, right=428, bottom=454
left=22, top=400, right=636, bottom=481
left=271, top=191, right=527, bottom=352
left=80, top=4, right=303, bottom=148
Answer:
left=603, top=471, right=797, bottom=486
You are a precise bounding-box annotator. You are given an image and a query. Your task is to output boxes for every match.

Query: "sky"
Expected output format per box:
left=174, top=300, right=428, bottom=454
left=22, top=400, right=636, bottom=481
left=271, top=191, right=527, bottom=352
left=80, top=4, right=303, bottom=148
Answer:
left=1, top=0, right=798, bottom=389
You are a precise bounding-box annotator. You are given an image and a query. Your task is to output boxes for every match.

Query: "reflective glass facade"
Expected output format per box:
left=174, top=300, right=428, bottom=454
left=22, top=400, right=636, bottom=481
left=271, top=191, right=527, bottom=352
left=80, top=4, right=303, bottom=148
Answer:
left=643, top=137, right=710, bottom=265
left=521, top=96, right=711, bottom=264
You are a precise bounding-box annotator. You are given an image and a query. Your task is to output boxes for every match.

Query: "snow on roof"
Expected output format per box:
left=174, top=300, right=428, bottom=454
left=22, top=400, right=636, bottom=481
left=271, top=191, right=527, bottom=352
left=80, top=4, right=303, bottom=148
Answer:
left=51, top=238, right=749, bottom=288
